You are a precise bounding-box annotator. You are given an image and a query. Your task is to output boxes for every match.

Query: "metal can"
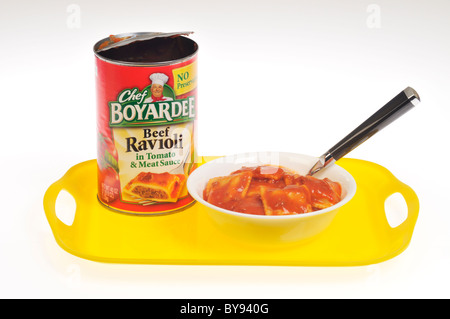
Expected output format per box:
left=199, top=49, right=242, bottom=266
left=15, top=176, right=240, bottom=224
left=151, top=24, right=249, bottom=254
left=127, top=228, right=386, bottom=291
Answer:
left=94, top=32, right=198, bottom=215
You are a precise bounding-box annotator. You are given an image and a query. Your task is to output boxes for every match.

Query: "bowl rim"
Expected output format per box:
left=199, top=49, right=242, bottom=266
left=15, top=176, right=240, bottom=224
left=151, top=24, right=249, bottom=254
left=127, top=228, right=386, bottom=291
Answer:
left=187, top=151, right=357, bottom=220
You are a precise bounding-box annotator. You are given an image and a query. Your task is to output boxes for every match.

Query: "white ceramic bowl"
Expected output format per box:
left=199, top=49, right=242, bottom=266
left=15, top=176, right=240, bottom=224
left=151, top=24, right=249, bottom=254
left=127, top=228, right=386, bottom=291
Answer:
left=187, top=152, right=357, bottom=245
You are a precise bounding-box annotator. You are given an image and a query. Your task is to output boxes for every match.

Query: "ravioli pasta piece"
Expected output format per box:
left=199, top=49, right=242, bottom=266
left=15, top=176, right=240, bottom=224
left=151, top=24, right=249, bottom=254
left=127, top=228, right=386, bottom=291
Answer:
left=284, top=174, right=342, bottom=210
left=232, top=165, right=286, bottom=181
left=123, top=171, right=186, bottom=202
left=260, top=185, right=313, bottom=215
left=203, top=171, right=253, bottom=210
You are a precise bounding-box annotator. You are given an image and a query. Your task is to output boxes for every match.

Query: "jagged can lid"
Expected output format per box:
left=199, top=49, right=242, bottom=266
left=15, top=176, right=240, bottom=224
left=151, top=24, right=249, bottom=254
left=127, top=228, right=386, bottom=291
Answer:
left=94, top=31, right=194, bottom=53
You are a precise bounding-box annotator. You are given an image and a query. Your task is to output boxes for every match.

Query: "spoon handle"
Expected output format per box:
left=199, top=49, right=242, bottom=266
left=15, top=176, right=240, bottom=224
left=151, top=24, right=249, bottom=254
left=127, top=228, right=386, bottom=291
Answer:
left=308, top=87, right=420, bottom=175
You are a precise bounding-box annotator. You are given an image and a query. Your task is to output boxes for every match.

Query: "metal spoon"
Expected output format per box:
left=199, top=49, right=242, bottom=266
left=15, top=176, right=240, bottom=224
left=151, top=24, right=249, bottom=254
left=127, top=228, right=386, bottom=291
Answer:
left=308, top=87, right=420, bottom=176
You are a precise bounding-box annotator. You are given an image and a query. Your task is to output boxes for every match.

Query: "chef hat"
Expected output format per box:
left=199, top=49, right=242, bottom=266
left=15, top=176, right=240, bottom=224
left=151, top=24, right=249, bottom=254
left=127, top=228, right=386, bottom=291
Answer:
left=150, top=73, right=169, bottom=86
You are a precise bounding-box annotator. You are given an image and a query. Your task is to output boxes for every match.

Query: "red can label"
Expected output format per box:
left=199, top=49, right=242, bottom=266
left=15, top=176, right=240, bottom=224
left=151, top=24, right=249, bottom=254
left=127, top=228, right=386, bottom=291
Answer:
left=96, top=53, right=198, bottom=214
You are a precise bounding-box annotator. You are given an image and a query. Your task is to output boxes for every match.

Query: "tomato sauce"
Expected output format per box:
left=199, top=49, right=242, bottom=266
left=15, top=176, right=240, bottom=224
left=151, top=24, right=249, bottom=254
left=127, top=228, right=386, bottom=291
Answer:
left=203, top=165, right=342, bottom=216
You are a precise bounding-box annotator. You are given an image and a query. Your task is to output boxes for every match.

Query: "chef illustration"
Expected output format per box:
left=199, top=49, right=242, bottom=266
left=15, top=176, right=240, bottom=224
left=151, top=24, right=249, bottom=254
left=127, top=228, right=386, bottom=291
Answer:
left=143, top=72, right=173, bottom=103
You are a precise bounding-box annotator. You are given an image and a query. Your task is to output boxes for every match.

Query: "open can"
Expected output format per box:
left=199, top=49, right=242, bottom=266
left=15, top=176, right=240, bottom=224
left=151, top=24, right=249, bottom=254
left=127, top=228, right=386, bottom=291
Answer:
left=94, top=32, right=198, bottom=215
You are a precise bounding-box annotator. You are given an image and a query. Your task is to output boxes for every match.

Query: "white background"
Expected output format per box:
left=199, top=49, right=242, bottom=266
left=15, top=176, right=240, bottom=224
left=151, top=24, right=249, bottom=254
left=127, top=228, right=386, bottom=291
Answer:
left=1, top=0, right=449, bottom=298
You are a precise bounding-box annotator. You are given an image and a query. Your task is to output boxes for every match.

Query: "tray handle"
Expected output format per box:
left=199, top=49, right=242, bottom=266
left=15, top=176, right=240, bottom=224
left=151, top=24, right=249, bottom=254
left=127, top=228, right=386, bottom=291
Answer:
left=43, top=178, right=74, bottom=242
left=387, top=180, right=419, bottom=239
left=377, top=176, right=420, bottom=245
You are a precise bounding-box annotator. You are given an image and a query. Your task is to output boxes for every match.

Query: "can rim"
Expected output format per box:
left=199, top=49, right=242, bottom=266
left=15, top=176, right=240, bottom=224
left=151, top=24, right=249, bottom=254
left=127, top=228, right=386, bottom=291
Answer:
left=93, top=32, right=198, bottom=66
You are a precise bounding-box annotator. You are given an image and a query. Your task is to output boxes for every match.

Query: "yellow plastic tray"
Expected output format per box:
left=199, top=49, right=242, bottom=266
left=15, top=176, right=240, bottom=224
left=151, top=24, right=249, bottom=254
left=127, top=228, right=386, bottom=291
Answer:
left=44, top=158, right=419, bottom=266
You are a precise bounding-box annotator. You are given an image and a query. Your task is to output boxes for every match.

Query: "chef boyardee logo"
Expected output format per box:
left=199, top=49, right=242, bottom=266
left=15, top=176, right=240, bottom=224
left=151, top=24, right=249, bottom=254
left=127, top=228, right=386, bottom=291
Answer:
left=109, top=73, right=195, bottom=128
